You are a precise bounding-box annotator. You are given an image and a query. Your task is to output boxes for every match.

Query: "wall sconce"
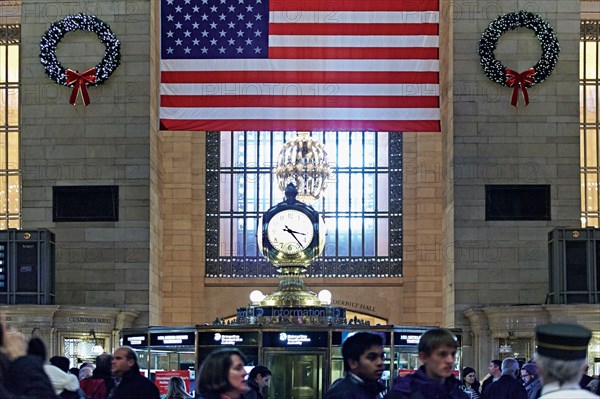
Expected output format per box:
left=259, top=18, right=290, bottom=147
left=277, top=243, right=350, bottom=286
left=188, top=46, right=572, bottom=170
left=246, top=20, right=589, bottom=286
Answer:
left=89, top=330, right=104, bottom=355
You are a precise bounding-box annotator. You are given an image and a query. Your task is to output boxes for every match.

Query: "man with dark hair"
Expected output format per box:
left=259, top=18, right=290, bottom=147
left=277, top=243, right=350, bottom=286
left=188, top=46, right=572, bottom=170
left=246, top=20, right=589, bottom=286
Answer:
left=481, top=357, right=527, bottom=399
left=245, top=365, right=272, bottom=399
left=109, top=346, right=160, bottom=399
left=385, top=328, right=468, bottom=399
left=325, top=332, right=386, bottom=399
left=481, top=359, right=502, bottom=396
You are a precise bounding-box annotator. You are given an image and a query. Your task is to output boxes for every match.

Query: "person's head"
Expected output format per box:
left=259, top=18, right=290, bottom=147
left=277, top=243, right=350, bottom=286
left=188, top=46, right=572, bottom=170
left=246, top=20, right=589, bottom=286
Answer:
left=112, top=346, right=139, bottom=378
left=341, top=332, right=385, bottom=382
left=165, top=376, right=189, bottom=397
left=94, top=353, right=113, bottom=378
left=197, top=348, right=249, bottom=398
left=488, top=359, right=502, bottom=377
left=520, top=363, right=537, bottom=384
left=501, top=357, right=520, bottom=378
left=249, top=365, right=272, bottom=388
left=27, top=337, right=47, bottom=362
left=79, top=366, right=93, bottom=380
left=461, top=367, right=477, bottom=387
left=534, top=323, right=591, bottom=386
left=418, top=328, right=458, bottom=383
left=49, top=355, right=71, bottom=373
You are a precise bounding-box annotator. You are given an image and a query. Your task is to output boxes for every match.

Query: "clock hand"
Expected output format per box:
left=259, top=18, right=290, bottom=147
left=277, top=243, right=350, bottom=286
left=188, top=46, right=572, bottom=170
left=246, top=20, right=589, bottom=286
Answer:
left=283, top=226, right=305, bottom=247
left=283, top=226, right=306, bottom=236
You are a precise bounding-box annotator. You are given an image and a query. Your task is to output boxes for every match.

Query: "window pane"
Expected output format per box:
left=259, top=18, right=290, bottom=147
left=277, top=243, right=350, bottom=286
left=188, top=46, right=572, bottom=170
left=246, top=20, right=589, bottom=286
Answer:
left=337, top=174, right=350, bottom=212
left=350, top=174, right=363, bottom=212
left=220, top=174, right=232, bottom=212
left=378, top=132, right=389, bottom=167
left=336, top=217, right=349, bottom=256
left=7, top=45, right=17, bottom=82
left=7, top=131, right=17, bottom=168
left=7, top=87, right=17, bottom=126
left=220, top=218, right=232, bottom=256
left=585, top=129, right=598, bottom=168
left=378, top=219, right=389, bottom=256
left=378, top=174, right=389, bottom=212
left=7, top=174, right=18, bottom=213
left=364, top=218, right=375, bottom=257
left=0, top=45, right=5, bottom=83
left=584, top=42, right=598, bottom=79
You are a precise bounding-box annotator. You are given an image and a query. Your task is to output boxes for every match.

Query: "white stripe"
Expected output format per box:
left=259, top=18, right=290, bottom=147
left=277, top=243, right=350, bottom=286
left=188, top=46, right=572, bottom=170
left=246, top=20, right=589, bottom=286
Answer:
left=268, top=35, right=438, bottom=48
left=161, top=83, right=439, bottom=96
left=269, top=11, right=439, bottom=24
left=160, top=107, right=440, bottom=120
left=161, top=59, right=439, bottom=72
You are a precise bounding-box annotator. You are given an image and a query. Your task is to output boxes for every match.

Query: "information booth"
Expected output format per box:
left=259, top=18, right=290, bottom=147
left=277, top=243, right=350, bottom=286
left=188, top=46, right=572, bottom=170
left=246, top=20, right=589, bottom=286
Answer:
left=121, top=325, right=462, bottom=398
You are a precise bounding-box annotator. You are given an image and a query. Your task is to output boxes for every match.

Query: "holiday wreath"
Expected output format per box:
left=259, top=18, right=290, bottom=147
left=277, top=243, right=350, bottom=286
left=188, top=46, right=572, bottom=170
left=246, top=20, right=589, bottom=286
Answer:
left=40, top=13, right=121, bottom=106
left=478, top=11, right=560, bottom=106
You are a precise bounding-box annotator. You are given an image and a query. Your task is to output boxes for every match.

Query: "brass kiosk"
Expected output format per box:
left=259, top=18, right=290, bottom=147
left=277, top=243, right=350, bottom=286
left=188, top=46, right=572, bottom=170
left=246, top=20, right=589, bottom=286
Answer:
left=121, top=324, right=462, bottom=398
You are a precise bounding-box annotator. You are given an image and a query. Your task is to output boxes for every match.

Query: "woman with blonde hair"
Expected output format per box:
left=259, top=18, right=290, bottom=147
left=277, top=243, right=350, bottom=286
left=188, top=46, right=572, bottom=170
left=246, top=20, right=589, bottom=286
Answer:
left=162, top=376, right=192, bottom=399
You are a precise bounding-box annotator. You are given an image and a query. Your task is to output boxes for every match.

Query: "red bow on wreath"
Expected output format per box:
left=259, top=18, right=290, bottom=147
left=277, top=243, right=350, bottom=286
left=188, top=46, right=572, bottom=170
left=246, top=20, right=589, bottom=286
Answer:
left=505, top=68, right=535, bottom=107
left=66, top=68, right=96, bottom=106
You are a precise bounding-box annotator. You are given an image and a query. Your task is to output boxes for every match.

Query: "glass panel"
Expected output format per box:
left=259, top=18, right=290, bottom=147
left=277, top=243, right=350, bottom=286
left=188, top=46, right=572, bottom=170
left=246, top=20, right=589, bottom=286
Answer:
left=7, top=87, right=17, bottom=126
left=364, top=173, right=375, bottom=212
left=378, top=132, right=389, bottom=167
left=0, top=88, right=5, bottom=126
left=8, top=174, right=18, bottom=213
left=378, top=218, right=389, bottom=256
left=350, top=174, right=363, bottom=212
left=235, top=218, right=244, bottom=256
left=337, top=174, right=349, bottom=212
left=350, top=131, right=363, bottom=167
left=7, top=45, right=17, bottom=82
left=337, top=131, right=350, bottom=167
left=586, top=129, right=598, bottom=168
left=246, top=131, right=257, bottom=166
left=220, top=131, right=233, bottom=167
left=585, top=42, right=598, bottom=79
left=0, top=175, right=5, bottom=213
left=235, top=131, right=245, bottom=167
left=258, top=173, right=271, bottom=211
left=585, top=174, right=598, bottom=213
left=350, top=217, right=363, bottom=256
left=246, top=217, right=258, bottom=257
left=0, top=45, right=5, bottom=83
left=7, top=131, right=18, bottom=168
left=220, top=174, right=232, bottom=212
left=364, top=218, right=375, bottom=256
left=0, top=133, right=5, bottom=168
left=245, top=174, right=257, bottom=212
left=378, top=174, right=389, bottom=212
left=219, top=218, right=232, bottom=257
left=337, top=217, right=349, bottom=256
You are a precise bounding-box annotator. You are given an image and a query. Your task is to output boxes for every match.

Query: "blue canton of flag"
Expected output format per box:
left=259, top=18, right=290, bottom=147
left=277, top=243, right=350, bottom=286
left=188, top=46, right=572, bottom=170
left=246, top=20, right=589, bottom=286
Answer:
left=161, top=0, right=269, bottom=59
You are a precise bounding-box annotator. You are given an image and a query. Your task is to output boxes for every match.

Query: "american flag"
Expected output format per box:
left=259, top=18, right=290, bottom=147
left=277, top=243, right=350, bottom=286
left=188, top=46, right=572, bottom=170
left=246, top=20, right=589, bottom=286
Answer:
left=160, top=0, right=440, bottom=132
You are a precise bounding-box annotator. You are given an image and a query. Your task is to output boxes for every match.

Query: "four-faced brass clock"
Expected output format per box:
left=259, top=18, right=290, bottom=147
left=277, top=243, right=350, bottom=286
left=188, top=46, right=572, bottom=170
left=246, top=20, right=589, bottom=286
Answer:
left=258, top=184, right=326, bottom=266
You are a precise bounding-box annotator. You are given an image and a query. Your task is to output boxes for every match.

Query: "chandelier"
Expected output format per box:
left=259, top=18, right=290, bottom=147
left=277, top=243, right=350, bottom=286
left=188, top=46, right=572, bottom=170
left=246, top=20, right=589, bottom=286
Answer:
left=274, top=132, right=331, bottom=203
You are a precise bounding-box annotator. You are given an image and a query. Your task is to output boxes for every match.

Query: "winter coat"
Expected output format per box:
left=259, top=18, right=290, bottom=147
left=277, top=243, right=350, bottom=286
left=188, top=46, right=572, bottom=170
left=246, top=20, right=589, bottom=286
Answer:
left=481, top=375, right=527, bottom=399
left=243, top=379, right=264, bottom=399
left=0, top=354, right=59, bottom=399
left=109, top=366, right=160, bottom=399
left=385, top=366, right=469, bottom=399
left=325, top=373, right=386, bottom=399
left=523, top=377, right=542, bottom=399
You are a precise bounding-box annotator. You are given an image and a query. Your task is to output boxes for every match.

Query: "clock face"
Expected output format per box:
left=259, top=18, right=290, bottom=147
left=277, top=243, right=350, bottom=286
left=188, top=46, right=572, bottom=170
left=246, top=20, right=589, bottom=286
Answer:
left=267, top=209, right=315, bottom=255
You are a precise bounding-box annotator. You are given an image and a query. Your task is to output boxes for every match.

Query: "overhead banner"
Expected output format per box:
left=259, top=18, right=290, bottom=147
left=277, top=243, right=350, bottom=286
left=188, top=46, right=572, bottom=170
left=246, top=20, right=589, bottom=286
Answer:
left=160, top=0, right=440, bottom=132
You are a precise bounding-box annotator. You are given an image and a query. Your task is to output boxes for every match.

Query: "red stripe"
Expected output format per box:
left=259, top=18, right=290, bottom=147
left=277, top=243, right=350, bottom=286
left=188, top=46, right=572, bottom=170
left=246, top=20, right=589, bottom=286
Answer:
left=270, top=0, right=439, bottom=12
left=160, top=119, right=441, bottom=132
left=161, top=95, right=439, bottom=108
left=268, top=47, right=439, bottom=59
left=269, top=23, right=439, bottom=36
left=161, top=71, right=438, bottom=84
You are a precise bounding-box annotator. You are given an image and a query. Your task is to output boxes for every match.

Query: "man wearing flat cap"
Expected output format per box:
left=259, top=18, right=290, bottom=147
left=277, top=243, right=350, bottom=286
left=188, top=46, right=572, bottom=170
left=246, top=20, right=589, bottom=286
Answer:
left=534, top=323, right=599, bottom=398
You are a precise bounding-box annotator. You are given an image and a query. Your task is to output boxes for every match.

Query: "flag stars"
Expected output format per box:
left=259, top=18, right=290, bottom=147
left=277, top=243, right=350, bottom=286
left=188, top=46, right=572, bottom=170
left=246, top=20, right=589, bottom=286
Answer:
left=192, top=38, right=200, bottom=45
left=210, top=38, right=218, bottom=45
left=254, top=29, right=261, bottom=37
left=184, top=30, right=191, bottom=37
left=246, top=5, right=253, bottom=12
left=228, top=38, right=235, bottom=45
left=166, top=47, right=174, bottom=54
left=166, top=14, right=174, bottom=21
left=210, top=5, right=218, bottom=12
left=255, top=13, right=262, bottom=21
left=219, top=30, right=227, bottom=37
left=166, top=30, right=174, bottom=38
left=237, top=30, right=244, bottom=37
left=201, top=13, right=208, bottom=20
left=219, top=13, right=226, bottom=20
left=254, top=46, right=261, bottom=53
left=174, top=5, right=182, bottom=12
left=228, top=5, right=235, bottom=12
left=175, top=22, right=182, bottom=29
left=201, top=30, right=209, bottom=37
left=237, top=13, right=244, bottom=20
left=228, top=22, right=236, bottom=29
left=201, top=47, right=208, bottom=53
left=184, top=47, right=191, bottom=54
left=192, top=22, right=199, bottom=29
left=245, top=38, right=252, bottom=45
left=175, top=38, right=183, bottom=46
left=236, top=46, right=243, bottom=53
left=192, top=5, right=200, bottom=12
left=246, top=21, right=253, bottom=29
left=184, top=13, right=191, bottom=21
left=210, top=22, right=217, bottom=29
left=219, top=46, right=226, bottom=53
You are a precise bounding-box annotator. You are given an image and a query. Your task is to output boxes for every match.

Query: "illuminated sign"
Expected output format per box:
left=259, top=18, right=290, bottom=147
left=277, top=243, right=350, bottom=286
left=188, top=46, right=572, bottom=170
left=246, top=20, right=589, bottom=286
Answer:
left=150, top=333, right=194, bottom=346
left=393, top=332, right=422, bottom=346
left=263, top=332, right=327, bottom=348
left=124, top=335, right=147, bottom=347
left=197, top=332, right=258, bottom=346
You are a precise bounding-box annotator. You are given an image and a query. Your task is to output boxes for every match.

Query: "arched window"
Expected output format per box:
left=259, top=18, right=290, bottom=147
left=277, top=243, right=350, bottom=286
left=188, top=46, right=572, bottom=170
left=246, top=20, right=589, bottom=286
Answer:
left=206, top=131, right=402, bottom=278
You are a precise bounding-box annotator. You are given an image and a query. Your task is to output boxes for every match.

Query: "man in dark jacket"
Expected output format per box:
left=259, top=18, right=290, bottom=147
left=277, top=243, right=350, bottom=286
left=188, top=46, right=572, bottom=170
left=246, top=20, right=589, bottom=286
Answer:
left=245, top=365, right=271, bottom=399
left=480, top=359, right=502, bottom=396
left=109, top=346, right=160, bottom=399
left=325, top=332, right=386, bottom=399
left=385, top=328, right=468, bottom=399
left=481, top=358, right=527, bottom=399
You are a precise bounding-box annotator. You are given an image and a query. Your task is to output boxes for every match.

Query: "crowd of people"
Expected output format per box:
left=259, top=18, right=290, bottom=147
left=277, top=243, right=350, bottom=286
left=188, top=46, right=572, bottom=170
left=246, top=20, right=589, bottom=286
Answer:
left=0, top=318, right=599, bottom=399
